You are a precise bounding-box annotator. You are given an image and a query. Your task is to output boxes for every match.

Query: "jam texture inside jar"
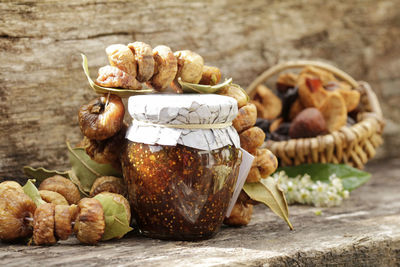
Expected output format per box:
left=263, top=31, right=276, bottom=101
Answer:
left=123, top=94, right=242, bottom=240
left=121, top=142, right=241, bottom=240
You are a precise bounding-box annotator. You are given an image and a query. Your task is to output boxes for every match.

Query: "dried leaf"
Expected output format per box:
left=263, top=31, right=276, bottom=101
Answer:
left=22, top=179, right=46, bottom=207
left=243, top=178, right=293, bottom=230
left=81, top=54, right=154, bottom=97
left=67, top=141, right=122, bottom=193
left=94, top=194, right=133, bottom=240
left=23, top=166, right=69, bottom=185
left=178, top=77, right=233, bottom=94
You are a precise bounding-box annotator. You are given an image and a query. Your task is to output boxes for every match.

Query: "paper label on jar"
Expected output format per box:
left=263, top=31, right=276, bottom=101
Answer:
left=226, top=148, right=255, bottom=217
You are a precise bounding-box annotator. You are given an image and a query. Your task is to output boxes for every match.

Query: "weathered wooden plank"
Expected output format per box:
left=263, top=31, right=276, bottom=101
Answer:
left=0, top=158, right=399, bottom=266
left=0, top=0, right=399, bottom=179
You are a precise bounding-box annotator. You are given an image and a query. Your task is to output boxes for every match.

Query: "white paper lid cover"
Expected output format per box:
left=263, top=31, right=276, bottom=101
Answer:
left=127, top=94, right=238, bottom=124
left=126, top=94, right=240, bottom=151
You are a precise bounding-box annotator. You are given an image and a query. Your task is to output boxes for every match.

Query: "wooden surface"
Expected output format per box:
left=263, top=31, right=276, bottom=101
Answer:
left=1, top=158, right=399, bottom=266
left=1, top=0, right=400, bottom=179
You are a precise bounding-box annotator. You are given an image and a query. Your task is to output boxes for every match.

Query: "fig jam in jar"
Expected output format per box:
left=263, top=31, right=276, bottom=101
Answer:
left=122, top=94, right=242, bottom=240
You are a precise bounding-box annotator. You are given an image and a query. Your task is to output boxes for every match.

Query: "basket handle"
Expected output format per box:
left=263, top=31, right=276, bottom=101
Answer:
left=246, top=60, right=359, bottom=94
left=358, top=81, right=383, bottom=118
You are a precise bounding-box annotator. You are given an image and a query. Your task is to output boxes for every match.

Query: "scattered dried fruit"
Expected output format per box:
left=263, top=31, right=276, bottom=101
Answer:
left=256, top=148, right=278, bottom=177
left=224, top=201, right=253, bottom=226
left=39, top=190, right=69, bottom=205
left=95, top=65, right=142, bottom=90
left=106, top=44, right=137, bottom=78
left=54, top=204, right=77, bottom=240
left=148, top=45, right=178, bottom=91
left=127, top=41, right=154, bottom=82
left=174, top=50, right=204, bottom=84
left=239, top=127, right=266, bottom=152
left=0, top=181, right=24, bottom=194
left=33, top=203, right=57, bottom=245
left=218, top=84, right=248, bottom=108
left=232, top=103, right=257, bottom=133
left=199, top=65, right=221, bottom=85
left=74, top=198, right=105, bottom=244
left=0, top=189, right=36, bottom=241
left=39, top=175, right=81, bottom=205
left=78, top=94, right=125, bottom=141
left=90, top=176, right=126, bottom=197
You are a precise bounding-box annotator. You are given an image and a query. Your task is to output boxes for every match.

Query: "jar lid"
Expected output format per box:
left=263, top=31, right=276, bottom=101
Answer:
left=126, top=94, right=240, bottom=150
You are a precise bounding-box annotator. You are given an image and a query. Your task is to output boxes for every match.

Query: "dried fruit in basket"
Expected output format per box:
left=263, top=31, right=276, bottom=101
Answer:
left=298, top=75, right=329, bottom=109
left=276, top=72, right=298, bottom=93
left=289, top=108, right=328, bottom=139
left=252, top=84, right=282, bottom=120
left=318, top=91, right=347, bottom=132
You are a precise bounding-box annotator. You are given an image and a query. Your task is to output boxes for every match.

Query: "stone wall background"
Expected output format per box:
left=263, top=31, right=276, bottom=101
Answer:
left=0, top=0, right=399, bottom=179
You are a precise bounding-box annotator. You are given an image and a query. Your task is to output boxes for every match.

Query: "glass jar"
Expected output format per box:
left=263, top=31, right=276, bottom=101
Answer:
left=122, top=94, right=242, bottom=240
left=121, top=143, right=241, bottom=240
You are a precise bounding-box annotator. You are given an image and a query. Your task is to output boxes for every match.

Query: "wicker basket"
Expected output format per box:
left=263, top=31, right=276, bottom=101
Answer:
left=246, top=60, right=385, bottom=169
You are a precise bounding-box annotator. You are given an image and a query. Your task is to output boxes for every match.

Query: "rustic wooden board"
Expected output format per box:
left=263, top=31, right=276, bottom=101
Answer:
left=0, top=0, right=400, bottom=179
left=1, top=158, right=399, bottom=266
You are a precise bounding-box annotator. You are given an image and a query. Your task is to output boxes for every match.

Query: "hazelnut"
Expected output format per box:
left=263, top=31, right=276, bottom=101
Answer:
left=289, top=108, right=328, bottom=139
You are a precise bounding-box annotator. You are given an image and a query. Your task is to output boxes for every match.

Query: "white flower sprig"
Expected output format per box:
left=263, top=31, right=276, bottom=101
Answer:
left=272, top=171, right=350, bottom=207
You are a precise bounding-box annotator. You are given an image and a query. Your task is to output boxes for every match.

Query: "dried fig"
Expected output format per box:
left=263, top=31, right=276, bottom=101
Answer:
left=174, top=50, right=204, bottom=84
left=54, top=204, right=77, bottom=240
left=218, top=84, right=248, bottom=108
left=33, top=203, right=57, bottom=245
left=289, top=108, right=328, bottom=139
left=96, top=65, right=142, bottom=90
left=276, top=72, right=298, bottom=93
left=78, top=94, right=125, bottom=141
left=39, top=190, right=69, bottom=205
left=288, top=99, right=305, bottom=121
left=298, top=75, right=329, bottom=108
left=148, top=45, right=178, bottom=91
left=252, top=85, right=282, bottom=120
left=301, top=66, right=337, bottom=84
left=232, top=103, right=257, bottom=133
left=0, top=181, right=24, bottom=194
left=83, top=123, right=128, bottom=171
left=224, top=201, right=253, bottom=226
left=74, top=198, right=105, bottom=244
left=256, top=148, right=278, bottom=177
left=39, top=175, right=81, bottom=205
left=90, top=176, right=127, bottom=198
left=338, top=89, right=360, bottom=112
left=318, top=92, right=347, bottom=132
left=0, top=189, right=36, bottom=241
left=239, top=126, right=266, bottom=152
left=199, top=65, right=221, bottom=85
left=127, top=41, right=154, bottom=82
left=106, top=44, right=137, bottom=78
left=246, top=166, right=261, bottom=183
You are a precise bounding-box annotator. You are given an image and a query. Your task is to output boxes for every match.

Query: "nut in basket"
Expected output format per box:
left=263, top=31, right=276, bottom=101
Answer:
left=246, top=60, right=385, bottom=169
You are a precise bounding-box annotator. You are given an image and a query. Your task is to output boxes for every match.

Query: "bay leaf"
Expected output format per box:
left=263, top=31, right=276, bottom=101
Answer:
left=276, top=163, right=371, bottom=191
left=22, top=179, right=46, bottom=207
left=243, top=178, right=293, bottom=230
left=23, top=166, right=69, bottom=185
left=81, top=54, right=154, bottom=97
left=178, top=77, right=233, bottom=94
left=66, top=141, right=122, bottom=193
left=94, top=194, right=133, bottom=241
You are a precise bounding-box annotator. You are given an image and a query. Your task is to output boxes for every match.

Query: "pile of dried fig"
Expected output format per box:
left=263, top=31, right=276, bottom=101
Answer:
left=252, top=66, right=361, bottom=141
left=0, top=175, right=131, bottom=245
